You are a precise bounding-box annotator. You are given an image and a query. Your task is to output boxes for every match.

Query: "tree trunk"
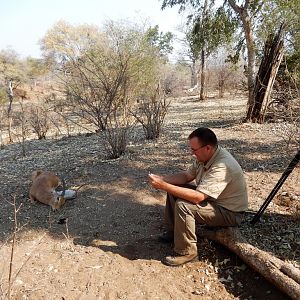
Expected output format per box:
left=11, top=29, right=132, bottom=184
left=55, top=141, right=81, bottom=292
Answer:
left=242, top=15, right=256, bottom=120
left=190, top=59, right=197, bottom=88
left=199, top=227, right=300, bottom=300
left=218, top=78, right=224, bottom=98
left=218, top=68, right=225, bottom=98
left=199, top=48, right=206, bottom=100
left=227, top=0, right=256, bottom=121
left=7, top=80, right=14, bottom=143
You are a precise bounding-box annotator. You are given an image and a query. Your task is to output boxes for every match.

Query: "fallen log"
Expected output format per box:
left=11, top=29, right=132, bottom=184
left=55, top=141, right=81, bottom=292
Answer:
left=199, top=227, right=300, bottom=300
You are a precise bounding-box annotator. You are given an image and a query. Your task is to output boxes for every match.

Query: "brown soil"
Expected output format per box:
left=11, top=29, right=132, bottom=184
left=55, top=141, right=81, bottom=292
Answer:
left=0, top=94, right=299, bottom=300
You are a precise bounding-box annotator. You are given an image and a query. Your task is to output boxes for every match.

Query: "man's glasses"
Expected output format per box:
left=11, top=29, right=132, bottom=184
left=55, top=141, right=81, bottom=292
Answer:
left=190, top=144, right=207, bottom=153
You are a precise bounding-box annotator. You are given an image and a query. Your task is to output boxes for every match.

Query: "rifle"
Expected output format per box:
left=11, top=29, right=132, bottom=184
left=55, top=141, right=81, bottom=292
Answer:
left=251, top=149, right=300, bottom=225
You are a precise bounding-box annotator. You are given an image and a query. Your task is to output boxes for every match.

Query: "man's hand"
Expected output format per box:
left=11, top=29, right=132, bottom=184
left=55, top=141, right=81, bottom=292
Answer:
left=148, top=173, right=166, bottom=190
left=148, top=172, right=208, bottom=204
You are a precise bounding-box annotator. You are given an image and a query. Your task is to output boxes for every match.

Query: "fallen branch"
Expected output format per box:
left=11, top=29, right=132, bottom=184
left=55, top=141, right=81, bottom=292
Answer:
left=199, top=227, right=300, bottom=300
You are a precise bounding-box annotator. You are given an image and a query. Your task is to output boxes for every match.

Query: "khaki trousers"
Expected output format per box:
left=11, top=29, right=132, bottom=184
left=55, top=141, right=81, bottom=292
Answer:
left=165, top=185, right=244, bottom=255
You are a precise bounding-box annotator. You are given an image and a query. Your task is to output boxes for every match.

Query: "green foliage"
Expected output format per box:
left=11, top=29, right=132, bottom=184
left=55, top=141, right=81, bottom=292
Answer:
left=26, top=57, right=48, bottom=79
left=145, top=25, right=174, bottom=57
left=259, top=1, right=299, bottom=49
left=258, top=1, right=299, bottom=81
left=285, top=52, right=300, bottom=81
left=226, top=36, right=245, bottom=64
left=162, top=0, right=202, bottom=12
left=192, top=5, right=236, bottom=55
left=163, top=0, right=238, bottom=65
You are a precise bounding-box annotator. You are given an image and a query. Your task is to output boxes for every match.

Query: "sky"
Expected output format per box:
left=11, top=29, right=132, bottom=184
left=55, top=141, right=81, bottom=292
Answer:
left=0, top=0, right=185, bottom=59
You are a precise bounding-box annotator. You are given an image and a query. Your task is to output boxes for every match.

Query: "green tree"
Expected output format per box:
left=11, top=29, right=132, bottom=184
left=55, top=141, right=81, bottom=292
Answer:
left=161, top=0, right=263, bottom=115
left=145, top=25, right=174, bottom=57
left=26, top=57, right=49, bottom=87
left=163, top=0, right=235, bottom=100
left=260, top=0, right=300, bottom=75
left=258, top=1, right=299, bottom=125
left=192, top=1, right=236, bottom=99
left=181, top=27, right=201, bottom=88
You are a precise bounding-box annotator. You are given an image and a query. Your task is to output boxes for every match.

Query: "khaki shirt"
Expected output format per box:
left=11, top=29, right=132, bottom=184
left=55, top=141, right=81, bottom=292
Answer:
left=187, top=146, right=248, bottom=212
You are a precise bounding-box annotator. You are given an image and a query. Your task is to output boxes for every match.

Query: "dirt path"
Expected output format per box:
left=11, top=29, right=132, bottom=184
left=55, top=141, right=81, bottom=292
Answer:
left=0, top=94, right=299, bottom=299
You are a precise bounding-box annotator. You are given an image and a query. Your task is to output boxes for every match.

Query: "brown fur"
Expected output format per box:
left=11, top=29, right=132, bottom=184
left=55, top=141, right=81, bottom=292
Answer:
left=29, top=170, right=65, bottom=210
left=13, top=88, right=28, bottom=100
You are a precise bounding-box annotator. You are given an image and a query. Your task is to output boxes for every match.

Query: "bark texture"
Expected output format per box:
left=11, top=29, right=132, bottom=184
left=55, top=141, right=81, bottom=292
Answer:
left=200, top=227, right=300, bottom=300
left=247, top=24, right=285, bottom=122
left=228, top=0, right=256, bottom=119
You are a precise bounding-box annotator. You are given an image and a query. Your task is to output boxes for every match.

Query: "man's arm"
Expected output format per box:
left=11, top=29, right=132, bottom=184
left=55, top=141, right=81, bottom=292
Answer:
left=162, top=171, right=195, bottom=185
left=149, top=173, right=208, bottom=204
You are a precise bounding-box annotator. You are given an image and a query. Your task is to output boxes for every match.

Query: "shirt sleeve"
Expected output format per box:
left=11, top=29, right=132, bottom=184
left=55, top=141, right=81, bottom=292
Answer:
left=196, top=163, right=232, bottom=199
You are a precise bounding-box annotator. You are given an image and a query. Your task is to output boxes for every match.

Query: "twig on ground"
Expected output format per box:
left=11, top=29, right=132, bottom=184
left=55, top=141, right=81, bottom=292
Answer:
left=10, top=233, right=47, bottom=293
left=7, top=196, right=22, bottom=300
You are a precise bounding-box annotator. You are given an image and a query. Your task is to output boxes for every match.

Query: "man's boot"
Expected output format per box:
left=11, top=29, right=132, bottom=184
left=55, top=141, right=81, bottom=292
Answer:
left=162, top=252, right=198, bottom=266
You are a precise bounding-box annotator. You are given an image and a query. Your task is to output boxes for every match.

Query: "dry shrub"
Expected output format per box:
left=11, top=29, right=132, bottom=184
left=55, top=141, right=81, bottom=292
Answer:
left=104, top=126, right=129, bottom=159
left=103, top=108, right=134, bottom=159
left=12, top=101, right=30, bottom=156
left=28, top=106, right=50, bottom=139
left=132, top=86, right=170, bottom=140
left=267, top=67, right=300, bottom=149
left=272, top=120, right=300, bottom=149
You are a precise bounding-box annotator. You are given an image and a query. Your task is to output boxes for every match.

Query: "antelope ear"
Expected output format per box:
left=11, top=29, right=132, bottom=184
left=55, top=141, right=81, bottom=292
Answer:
left=32, top=170, right=43, bottom=180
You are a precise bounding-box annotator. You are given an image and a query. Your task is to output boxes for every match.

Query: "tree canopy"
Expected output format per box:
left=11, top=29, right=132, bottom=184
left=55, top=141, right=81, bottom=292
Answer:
left=162, top=0, right=299, bottom=120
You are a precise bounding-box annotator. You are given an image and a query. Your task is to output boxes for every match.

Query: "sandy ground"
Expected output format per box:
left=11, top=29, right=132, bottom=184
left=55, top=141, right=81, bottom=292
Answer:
left=0, top=94, right=299, bottom=300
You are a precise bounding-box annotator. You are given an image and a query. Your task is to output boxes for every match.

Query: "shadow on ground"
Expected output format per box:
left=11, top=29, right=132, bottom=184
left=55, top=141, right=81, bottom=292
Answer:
left=1, top=114, right=297, bottom=299
left=3, top=178, right=294, bottom=300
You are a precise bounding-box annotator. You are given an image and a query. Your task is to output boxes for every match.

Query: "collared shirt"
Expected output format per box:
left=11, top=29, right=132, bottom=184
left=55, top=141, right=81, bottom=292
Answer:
left=187, top=146, right=248, bottom=212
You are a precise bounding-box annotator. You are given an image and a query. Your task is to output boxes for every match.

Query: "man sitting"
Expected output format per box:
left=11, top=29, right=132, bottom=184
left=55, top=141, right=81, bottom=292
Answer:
left=149, top=127, right=248, bottom=266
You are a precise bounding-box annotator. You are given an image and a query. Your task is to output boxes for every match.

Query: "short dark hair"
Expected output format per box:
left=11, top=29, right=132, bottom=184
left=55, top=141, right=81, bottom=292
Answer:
left=188, top=127, right=218, bottom=147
